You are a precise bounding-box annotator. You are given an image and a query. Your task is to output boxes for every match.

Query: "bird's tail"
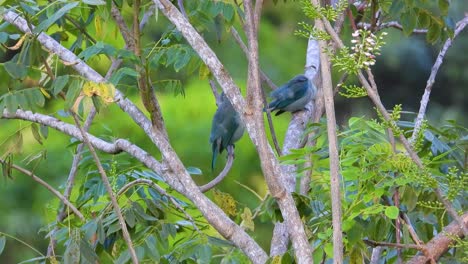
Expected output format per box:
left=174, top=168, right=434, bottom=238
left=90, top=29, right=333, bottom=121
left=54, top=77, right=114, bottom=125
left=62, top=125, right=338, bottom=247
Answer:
left=211, top=141, right=219, bottom=170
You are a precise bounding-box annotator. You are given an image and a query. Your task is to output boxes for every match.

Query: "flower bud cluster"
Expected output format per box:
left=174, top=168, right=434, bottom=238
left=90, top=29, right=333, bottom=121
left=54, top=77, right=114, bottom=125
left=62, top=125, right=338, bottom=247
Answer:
left=350, top=29, right=387, bottom=68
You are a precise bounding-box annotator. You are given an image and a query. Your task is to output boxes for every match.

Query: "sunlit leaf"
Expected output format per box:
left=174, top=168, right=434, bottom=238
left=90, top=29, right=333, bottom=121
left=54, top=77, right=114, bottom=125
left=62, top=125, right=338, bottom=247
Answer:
left=384, top=206, right=399, bottom=219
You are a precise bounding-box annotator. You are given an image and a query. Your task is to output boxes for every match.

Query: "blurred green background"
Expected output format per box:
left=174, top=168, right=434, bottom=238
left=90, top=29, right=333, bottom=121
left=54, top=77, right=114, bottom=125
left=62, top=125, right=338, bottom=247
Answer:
left=0, top=1, right=467, bottom=262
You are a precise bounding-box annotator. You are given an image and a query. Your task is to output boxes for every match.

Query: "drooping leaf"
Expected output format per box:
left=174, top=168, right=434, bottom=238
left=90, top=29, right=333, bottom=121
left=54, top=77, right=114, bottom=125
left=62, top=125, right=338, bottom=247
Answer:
left=401, top=9, right=417, bottom=36
left=30, top=123, right=43, bottom=145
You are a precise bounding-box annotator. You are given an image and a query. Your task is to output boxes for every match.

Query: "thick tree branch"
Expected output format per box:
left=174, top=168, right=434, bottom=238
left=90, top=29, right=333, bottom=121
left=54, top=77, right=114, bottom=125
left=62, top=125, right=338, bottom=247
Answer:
left=407, top=212, right=468, bottom=264
left=0, top=159, right=85, bottom=221
left=410, top=16, right=468, bottom=143
left=243, top=0, right=313, bottom=262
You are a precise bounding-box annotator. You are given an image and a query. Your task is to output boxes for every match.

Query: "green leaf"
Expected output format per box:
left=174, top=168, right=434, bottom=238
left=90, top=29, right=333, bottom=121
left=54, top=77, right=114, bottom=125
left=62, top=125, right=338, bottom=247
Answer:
left=65, top=79, right=82, bottom=109
left=401, top=10, right=417, bottom=36
left=174, top=51, right=191, bottom=72
left=79, top=239, right=99, bottom=263
left=388, top=0, right=404, bottom=18
left=145, top=235, right=160, bottom=260
left=64, top=238, right=80, bottom=264
left=133, top=202, right=158, bottom=221
left=0, top=236, right=5, bottom=255
left=385, top=206, right=400, bottom=219
left=31, top=123, right=43, bottom=145
left=5, top=94, right=18, bottom=113
left=427, top=22, right=441, bottom=43
left=33, top=2, right=79, bottom=34
left=223, top=4, right=235, bottom=22
left=124, top=208, right=136, bottom=228
left=52, top=75, right=69, bottom=95
left=81, top=219, right=98, bottom=240
left=115, top=250, right=130, bottom=264
left=40, top=124, right=49, bottom=139
left=109, top=67, right=138, bottom=86
left=438, top=0, right=449, bottom=16
left=3, top=61, right=28, bottom=79
left=418, top=11, right=430, bottom=28
left=0, top=32, right=8, bottom=43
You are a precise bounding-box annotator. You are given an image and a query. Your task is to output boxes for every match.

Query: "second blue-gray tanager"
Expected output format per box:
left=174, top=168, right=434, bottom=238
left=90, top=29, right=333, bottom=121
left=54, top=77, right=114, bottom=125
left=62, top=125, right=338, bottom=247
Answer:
left=267, top=74, right=315, bottom=116
left=210, top=93, right=245, bottom=170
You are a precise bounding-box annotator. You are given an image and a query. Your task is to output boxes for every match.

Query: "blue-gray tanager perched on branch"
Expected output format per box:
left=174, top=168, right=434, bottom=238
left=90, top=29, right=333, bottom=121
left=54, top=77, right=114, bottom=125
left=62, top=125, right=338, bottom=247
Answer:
left=267, top=74, right=315, bottom=116
left=210, top=93, right=245, bottom=170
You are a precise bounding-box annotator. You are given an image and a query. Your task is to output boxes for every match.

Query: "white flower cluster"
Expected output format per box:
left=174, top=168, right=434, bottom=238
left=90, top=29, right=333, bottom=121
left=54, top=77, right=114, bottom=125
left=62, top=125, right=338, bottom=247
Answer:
left=350, top=30, right=387, bottom=67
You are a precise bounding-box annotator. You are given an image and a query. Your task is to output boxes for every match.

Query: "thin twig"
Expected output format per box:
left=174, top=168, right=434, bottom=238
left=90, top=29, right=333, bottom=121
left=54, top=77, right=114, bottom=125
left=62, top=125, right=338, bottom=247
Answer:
left=0, top=159, right=85, bottom=221
left=400, top=212, right=423, bottom=245
left=357, top=21, right=428, bottom=34
left=200, top=146, right=234, bottom=192
left=71, top=112, right=139, bottom=264
left=261, top=87, right=282, bottom=156
left=410, top=16, right=468, bottom=143
left=118, top=178, right=201, bottom=232
left=230, top=27, right=277, bottom=90
left=363, top=238, right=425, bottom=251
left=394, top=187, right=402, bottom=264
left=177, top=0, right=188, bottom=19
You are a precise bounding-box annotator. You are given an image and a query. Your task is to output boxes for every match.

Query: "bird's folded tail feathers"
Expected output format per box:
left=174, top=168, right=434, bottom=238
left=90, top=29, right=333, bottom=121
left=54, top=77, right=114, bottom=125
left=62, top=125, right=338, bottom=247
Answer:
left=211, top=140, right=221, bottom=170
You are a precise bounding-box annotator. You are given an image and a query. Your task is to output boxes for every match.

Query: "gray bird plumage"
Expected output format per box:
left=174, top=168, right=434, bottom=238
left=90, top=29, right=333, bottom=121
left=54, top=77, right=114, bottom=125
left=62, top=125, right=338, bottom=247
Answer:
left=267, top=74, right=315, bottom=116
left=210, top=93, right=245, bottom=170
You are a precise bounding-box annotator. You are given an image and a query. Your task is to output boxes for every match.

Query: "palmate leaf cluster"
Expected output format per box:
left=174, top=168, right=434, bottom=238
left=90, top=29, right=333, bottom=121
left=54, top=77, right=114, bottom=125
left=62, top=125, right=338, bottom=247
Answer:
left=277, top=116, right=467, bottom=262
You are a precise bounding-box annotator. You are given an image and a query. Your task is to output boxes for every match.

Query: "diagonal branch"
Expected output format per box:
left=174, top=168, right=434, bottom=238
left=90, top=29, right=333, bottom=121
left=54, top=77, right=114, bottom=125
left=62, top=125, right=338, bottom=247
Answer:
left=407, top=212, right=468, bottom=264
left=243, top=0, right=313, bottom=262
left=0, top=159, right=85, bottom=221
left=410, top=16, right=468, bottom=143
